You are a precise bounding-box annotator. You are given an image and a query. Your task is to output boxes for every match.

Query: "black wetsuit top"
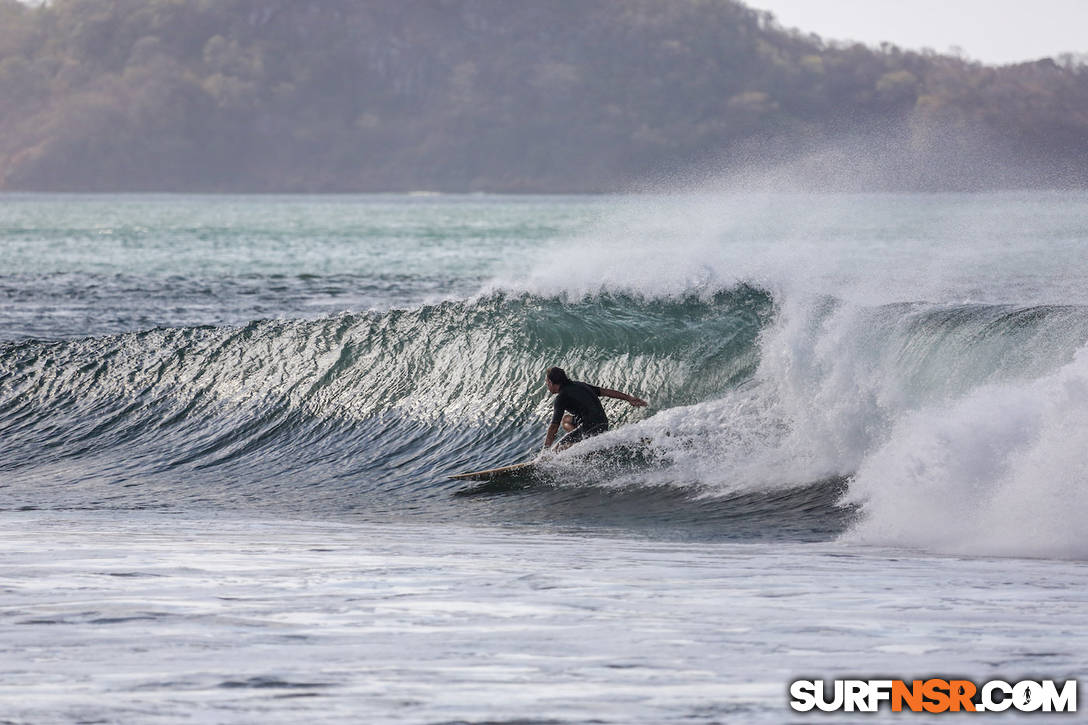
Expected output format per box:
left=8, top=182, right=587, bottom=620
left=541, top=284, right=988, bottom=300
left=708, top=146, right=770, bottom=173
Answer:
left=551, top=381, right=609, bottom=437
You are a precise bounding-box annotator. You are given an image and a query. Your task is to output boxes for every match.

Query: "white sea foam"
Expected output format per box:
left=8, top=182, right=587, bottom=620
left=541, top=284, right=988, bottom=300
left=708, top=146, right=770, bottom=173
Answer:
left=843, top=345, right=1088, bottom=559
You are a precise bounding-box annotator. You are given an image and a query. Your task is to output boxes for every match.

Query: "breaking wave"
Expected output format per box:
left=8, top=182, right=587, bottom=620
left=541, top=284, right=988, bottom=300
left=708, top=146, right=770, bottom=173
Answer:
left=4, top=280, right=1087, bottom=557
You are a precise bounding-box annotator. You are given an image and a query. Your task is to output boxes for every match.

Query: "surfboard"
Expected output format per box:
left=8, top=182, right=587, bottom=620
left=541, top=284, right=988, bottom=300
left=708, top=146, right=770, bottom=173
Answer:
left=448, top=460, right=536, bottom=481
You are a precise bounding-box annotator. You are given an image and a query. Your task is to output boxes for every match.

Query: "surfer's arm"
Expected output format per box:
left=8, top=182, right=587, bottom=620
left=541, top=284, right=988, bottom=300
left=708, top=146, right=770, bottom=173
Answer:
left=544, top=422, right=560, bottom=448
left=598, top=387, right=648, bottom=407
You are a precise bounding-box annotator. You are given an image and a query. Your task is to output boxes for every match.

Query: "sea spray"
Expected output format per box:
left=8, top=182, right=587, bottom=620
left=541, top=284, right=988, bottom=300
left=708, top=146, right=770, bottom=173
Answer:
left=490, top=190, right=1088, bottom=557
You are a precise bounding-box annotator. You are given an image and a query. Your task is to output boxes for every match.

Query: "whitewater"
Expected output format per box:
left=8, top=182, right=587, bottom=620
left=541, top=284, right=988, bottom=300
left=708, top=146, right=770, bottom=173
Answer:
left=1, top=192, right=1085, bottom=723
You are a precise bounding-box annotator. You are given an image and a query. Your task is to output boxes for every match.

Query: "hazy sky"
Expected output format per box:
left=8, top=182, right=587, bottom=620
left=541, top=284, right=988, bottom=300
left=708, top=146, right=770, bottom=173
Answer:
left=747, top=0, right=1088, bottom=65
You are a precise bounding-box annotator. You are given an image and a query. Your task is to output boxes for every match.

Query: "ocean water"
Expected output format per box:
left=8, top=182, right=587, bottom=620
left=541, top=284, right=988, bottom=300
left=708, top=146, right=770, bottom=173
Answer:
left=1, top=192, right=1086, bottom=722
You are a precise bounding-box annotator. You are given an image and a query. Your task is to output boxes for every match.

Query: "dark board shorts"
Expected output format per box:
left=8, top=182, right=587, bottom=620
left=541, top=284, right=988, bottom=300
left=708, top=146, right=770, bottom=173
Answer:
left=563, top=420, right=608, bottom=446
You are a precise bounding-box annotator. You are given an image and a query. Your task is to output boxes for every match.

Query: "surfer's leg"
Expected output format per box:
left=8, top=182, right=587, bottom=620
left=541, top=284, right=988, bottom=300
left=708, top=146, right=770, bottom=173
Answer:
left=555, top=425, right=585, bottom=451
left=561, top=414, right=576, bottom=431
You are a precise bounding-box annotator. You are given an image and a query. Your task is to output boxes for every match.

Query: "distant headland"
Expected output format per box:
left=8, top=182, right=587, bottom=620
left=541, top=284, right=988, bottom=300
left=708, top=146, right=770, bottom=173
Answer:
left=1, top=0, right=1085, bottom=192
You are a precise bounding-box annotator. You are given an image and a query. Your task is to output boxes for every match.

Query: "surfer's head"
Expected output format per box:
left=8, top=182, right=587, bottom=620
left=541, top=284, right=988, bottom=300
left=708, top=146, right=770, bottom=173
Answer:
left=545, top=366, right=569, bottom=393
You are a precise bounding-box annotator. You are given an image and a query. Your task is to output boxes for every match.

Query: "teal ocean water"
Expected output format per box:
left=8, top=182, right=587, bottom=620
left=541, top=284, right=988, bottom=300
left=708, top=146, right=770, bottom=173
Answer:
left=1, top=192, right=1086, bottom=722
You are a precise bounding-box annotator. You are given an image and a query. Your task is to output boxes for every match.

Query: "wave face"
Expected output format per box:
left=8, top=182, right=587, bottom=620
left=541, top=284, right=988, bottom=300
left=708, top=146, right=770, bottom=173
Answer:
left=1, top=289, right=801, bottom=534
left=4, top=193, right=1088, bottom=556
left=5, top=288, right=1088, bottom=554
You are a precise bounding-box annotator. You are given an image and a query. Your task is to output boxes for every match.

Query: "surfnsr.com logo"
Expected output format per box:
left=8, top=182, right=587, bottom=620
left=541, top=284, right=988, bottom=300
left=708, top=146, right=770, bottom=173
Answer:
left=789, top=679, right=1078, bottom=713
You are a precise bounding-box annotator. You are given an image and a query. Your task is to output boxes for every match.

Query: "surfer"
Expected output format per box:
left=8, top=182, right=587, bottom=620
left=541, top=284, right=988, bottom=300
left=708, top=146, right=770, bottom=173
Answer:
left=543, top=366, right=647, bottom=450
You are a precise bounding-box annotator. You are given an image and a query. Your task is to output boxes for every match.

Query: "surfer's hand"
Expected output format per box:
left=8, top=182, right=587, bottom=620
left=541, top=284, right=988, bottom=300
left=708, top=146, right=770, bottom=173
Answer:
left=629, top=396, right=648, bottom=407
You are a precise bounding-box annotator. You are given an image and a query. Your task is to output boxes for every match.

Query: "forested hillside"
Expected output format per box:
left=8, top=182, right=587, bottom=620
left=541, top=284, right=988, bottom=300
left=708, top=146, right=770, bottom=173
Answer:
left=1, top=0, right=1086, bottom=191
